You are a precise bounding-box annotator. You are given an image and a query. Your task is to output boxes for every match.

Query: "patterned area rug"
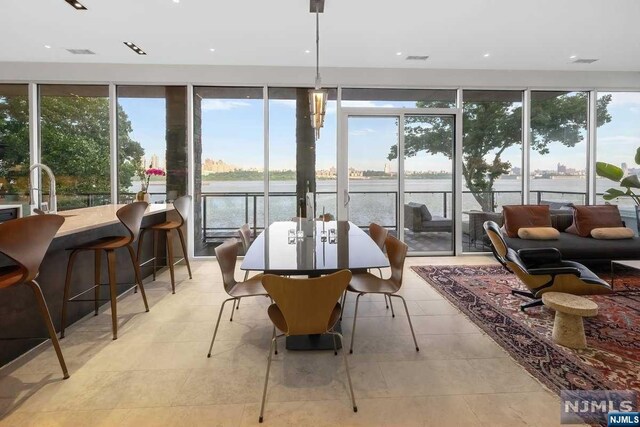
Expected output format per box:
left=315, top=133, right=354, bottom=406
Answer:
left=411, top=265, right=640, bottom=398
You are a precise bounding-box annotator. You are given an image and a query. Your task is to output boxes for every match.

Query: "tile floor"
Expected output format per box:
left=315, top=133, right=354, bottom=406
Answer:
left=0, top=256, right=576, bottom=426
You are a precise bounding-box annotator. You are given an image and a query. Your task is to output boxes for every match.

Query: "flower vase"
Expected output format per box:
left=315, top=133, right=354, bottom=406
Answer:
left=136, top=191, right=150, bottom=203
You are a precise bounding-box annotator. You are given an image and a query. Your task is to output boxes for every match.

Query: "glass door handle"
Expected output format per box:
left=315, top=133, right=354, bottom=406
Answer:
left=344, top=190, right=350, bottom=207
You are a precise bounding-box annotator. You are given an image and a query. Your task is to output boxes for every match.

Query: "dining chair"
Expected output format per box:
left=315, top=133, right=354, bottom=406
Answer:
left=347, top=234, right=419, bottom=353
left=340, top=222, right=391, bottom=319
left=0, top=214, right=69, bottom=379
left=259, top=270, right=357, bottom=423
left=206, top=239, right=268, bottom=357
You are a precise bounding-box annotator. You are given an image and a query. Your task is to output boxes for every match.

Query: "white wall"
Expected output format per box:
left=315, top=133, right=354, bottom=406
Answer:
left=1, top=62, right=639, bottom=89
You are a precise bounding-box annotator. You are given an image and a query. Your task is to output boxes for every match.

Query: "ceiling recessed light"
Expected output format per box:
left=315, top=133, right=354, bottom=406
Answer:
left=209, top=48, right=215, bottom=52
left=569, top=55, right=577, bottom=59
left=123, top=42, right=147, bottom=55
left=483, top=53, right=490, bottom=57
left=396, top=52, right=402, bottom=56
left=305, top=49, right=311, bottom=54
left=44, top=45, right=51, bottom=49
left=64, top=0, right=87, bottom=10
left=172, top=0, right=180, bottom=3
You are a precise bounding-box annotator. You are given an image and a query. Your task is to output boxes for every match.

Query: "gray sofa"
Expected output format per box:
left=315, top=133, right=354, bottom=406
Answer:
left=497, top=210, right=640, bottom=263
left=404, top=202, right=452, bottom=232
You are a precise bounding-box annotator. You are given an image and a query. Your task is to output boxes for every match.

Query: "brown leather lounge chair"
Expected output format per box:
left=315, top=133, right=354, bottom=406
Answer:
left=483, top=221, right=612, bottom=311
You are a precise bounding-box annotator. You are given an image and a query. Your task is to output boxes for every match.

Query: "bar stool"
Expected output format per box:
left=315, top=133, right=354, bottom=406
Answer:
left=0, top=214, right=69, bottom=379
left=138, top=195, right=192, bottom=294
left=61, top=202, right=150, bottom=340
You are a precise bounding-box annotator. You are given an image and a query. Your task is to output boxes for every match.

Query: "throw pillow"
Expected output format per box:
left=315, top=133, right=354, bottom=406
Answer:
left=419, top=204, right=432, bottom=221
left=517, top=227, right=560, bottom=240
left=502, top=205, right=552, bottom=238
left=565, top=205, right=623, bottom=237
left=591, top=227, right=635, bottom=240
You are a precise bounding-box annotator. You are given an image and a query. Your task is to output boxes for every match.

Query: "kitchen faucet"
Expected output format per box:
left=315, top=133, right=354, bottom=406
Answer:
left=29, top=163, right=57, bottom=214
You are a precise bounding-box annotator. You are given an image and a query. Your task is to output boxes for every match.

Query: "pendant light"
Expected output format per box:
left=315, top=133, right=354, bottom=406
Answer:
left=309, top=0, right=327, bottom=140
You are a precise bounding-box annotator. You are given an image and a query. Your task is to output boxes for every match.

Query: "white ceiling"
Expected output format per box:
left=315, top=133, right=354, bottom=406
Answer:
left=1, top=0, right=639, bottom=71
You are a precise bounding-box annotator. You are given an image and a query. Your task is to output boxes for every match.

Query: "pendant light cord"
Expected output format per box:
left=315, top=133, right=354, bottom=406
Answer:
left=315, top=1, right=320, bottom=88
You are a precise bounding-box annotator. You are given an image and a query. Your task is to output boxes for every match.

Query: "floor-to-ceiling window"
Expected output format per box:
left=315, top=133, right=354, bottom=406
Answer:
left=529, top=91, right=589, bottom=207
left=116, top=86, right=188, bottom=204
left=0, top=84, right=29, bottom=210
left=342, top=88, right=456, bottom=109
left=193, top=86, right=264, bottom=256
left=39, top=85, right=110, bottom=210
left=596, top=91, right=639, bottom=231
left=462, top=90, right=523, bottom=252
left=268, top=87, right=337, bottom=222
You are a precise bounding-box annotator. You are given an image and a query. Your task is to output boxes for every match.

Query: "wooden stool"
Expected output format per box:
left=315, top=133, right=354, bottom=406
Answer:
left=542, top=292, right=598, bottom=349
left=61, top=202, right=150, bottom=340
left=138, top=195, right=192, bottom=294
left=0, top=215, right=69, bottom=379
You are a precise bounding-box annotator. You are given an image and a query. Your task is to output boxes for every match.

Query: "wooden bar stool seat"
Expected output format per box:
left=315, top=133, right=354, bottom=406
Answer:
left=138, top=195, right=192, bottom=294
left=61, top=202, right=150, bottom=341
left=0, top=214, right=69, bottom=379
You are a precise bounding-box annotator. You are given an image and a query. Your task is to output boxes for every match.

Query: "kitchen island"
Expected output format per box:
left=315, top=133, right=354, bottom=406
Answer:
left=0, top=203, right=176, bottom=366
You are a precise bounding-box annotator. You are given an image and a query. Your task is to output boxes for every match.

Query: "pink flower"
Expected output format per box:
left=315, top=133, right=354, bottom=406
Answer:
left=145, top=168, right=166, bottom=176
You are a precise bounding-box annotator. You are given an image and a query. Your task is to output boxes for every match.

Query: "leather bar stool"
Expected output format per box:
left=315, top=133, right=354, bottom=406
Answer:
left=61, top=202, right=150, bottom=340
left=138, top=195, right=192, bottom=294
left=0, top=214, right=69, bottom=379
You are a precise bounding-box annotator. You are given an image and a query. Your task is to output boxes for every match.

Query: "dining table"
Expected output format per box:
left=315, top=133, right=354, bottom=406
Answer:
left=241, top=220, right=390, bottom=350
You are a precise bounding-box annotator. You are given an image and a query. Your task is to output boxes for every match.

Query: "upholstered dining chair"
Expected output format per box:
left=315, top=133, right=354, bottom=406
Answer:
left=483, top=221, right=612, bottom=311
left=0, top=214, right=69, bottom=379
left=346, top=234, right=419, bottom=354
left=61, top=202, right=150, bottom=340
left=138, top=195, right=193, bottom=294
left=259, top=270, right=357, bottom=423
left=206, top=239, right=268, bottom=357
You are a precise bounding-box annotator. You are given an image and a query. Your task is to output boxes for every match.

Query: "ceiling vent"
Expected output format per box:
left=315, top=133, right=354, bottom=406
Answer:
left=406, top=55, right=429, bottom=61
left=572, top=58, right=598, bottom=64
left=66, top=49, right=95, bottom=55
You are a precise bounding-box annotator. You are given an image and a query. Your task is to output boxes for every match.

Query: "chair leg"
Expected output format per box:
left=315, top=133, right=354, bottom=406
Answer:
left=384, top=294, right=389, bottom=309
left=388, top=294, right=395, bottom=318
left=166, top=230, right=176, bottom=294
left=392, top=294, right=419, bottom=351
left=135, top=228, right=148, bottom=293
left=177, top=227, right=192, bottom=280
left=28, top=280, right=70, bottom=379
left=512, top=289, right=535, bottom=299
left=243, top=271, right=249, bottom=282
left=106, top=250, right=118, bottom=340
left=332, top=332, right=357, bottom=413
left=152, top=230, right=158, bottom=281
left=273, top=326, right=278, bottom=355
left=520, top=299, right=543, bottom=311
left=127, top=245, right=149, bottom=312
left=339, top=290, right=347, bottom=320
left=207, top=298, right=234, bottom=357
left=332, top=333, right=338, bottom=355
left=94, top=250, right=101, bottom=316
left=349, top=293, right=363, bottom=354
left=60, top=249, right=79, bottom=339
left=259, top=334, right=277, bottom=423
left=229, top=298, right=240, bottom=322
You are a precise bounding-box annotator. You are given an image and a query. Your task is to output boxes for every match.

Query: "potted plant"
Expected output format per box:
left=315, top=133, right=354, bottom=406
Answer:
left=136, top=166, right=166, bottom=203
left=596, top=147, right=640, bottom=231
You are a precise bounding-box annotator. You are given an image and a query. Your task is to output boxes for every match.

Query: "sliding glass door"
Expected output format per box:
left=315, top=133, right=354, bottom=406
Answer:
left=339, top=108, right=459, bottom=255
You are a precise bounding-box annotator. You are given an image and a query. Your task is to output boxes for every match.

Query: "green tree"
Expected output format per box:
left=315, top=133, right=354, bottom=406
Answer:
left=0, top=94, right=143, bottom=202
left=389, top=92, right=612, bottom=211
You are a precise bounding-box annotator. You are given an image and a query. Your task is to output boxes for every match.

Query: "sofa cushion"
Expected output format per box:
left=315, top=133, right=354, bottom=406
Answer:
left=591, top=227, right=635, bottom=240
left=502, top=205, right=552, bottom=238
left=551, top=213, right=574, bottom=232
left=566, top=205, right=623, bottom=237
left=517, top=227, right=560, bottom=240
left=419, top=205, right=432, bottom=221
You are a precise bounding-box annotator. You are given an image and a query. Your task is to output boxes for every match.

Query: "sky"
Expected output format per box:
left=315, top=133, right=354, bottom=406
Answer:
left=117, top=92, right=640, bottom=176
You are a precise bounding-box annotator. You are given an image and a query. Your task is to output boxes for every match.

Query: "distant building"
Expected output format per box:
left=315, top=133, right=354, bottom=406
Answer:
left=202, top=158, right=237, bottom=174
left=557, top=163, right=567, bottom=174
left=511, top=167, right=522, bottom=176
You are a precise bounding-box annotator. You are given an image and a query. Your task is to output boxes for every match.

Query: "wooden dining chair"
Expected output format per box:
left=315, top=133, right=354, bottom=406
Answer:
left=0, top=214, right=69, bottom=379
left=347, top=234, right=419, bottom=353
left=259, top=270, right=357, bottom=423
left=206, top=239, right=268, bottom=357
